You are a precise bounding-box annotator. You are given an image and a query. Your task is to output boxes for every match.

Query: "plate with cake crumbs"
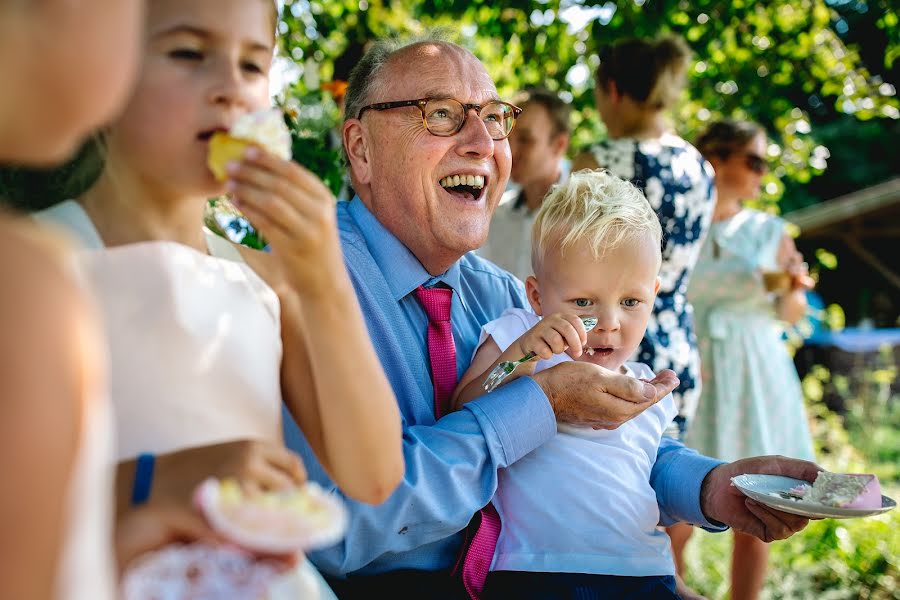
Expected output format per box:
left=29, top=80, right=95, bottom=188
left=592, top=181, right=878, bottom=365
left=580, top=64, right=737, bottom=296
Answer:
left=731, top=473, right=896, bottom=519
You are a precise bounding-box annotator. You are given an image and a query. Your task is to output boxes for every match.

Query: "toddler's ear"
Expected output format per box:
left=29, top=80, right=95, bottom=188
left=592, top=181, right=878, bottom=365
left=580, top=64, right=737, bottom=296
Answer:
left=525, top=275, right=543, bottom=315
left=653, top=276, right=661, bottom=296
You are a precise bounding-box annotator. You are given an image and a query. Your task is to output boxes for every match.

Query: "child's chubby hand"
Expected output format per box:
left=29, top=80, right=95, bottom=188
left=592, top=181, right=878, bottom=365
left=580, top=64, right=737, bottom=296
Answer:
left=224, top=148, right=343, bottom=296
left=514, top=312, right=589, bottom=363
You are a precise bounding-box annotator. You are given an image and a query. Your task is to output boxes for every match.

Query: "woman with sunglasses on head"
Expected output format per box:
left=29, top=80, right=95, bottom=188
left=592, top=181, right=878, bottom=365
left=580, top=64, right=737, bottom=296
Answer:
left=571, top=35, right=716, bottom=599
left=683, top=119, right=816, bottom=600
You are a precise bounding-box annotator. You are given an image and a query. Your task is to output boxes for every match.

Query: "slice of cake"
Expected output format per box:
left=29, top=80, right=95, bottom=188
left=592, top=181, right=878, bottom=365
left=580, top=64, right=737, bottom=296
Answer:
left=802, top=472, right=882, bottom=509
left=207, top=108, right=293, bottom=181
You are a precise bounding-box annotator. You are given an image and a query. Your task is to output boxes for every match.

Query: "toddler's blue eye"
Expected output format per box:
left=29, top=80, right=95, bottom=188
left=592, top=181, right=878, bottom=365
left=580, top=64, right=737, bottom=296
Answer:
left=623, top=298, right=639, bottom=307
left=574, top=299, right=591, bottom=308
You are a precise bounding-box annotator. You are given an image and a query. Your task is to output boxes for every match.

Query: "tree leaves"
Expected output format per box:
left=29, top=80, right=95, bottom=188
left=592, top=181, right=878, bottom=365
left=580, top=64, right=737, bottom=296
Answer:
left=277, top=0, right=899, bottom=213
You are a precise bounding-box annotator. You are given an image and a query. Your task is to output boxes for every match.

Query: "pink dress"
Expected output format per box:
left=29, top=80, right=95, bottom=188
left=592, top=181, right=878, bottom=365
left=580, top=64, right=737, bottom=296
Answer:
left=36, top=200, right=336, bottom=600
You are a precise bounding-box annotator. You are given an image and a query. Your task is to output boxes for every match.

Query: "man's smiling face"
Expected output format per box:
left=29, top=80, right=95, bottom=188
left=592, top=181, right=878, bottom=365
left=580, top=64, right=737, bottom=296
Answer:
left=354, top=42, right=512, bottom=274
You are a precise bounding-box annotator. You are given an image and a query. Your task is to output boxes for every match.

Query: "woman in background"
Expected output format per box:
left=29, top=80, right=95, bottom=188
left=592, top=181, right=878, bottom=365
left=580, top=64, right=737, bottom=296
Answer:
left=685, top=119, right=816, bottom=600
left=572, top=34, right=716, bottom=599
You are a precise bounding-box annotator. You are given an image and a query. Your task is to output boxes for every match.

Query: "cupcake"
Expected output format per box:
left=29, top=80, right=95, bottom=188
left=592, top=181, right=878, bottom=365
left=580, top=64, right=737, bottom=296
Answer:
left=207, top=108, right=292, bottom=181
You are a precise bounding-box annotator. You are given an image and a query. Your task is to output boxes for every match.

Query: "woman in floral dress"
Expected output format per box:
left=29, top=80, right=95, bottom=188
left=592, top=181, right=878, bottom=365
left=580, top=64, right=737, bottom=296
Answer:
left=572, top=34, right=716, bottom=600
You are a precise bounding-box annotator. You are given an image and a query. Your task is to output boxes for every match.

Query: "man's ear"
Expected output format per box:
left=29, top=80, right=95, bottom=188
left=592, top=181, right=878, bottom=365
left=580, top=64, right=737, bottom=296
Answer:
left=525, top=275, right=544, bottom=316
left=607, top=79, right=621, bottom=103
left=552, top=132, right=570, bottom=159
left=343, top=119, right=371, bottom=185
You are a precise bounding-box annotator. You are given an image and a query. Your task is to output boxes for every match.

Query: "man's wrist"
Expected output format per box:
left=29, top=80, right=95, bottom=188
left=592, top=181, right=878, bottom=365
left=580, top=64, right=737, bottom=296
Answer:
left=530, top=369, right=556, bottom=409
left=699, top=464, right=727, bottom=527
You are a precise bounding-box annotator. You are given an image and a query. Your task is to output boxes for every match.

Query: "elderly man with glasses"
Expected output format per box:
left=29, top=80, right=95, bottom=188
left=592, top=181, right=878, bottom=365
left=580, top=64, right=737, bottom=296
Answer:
left=282, top=37, right=819, bottom=600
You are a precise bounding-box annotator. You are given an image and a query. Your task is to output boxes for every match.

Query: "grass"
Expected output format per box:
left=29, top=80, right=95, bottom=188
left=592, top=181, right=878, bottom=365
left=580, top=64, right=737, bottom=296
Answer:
left=681, top=361, right=900, bottom=600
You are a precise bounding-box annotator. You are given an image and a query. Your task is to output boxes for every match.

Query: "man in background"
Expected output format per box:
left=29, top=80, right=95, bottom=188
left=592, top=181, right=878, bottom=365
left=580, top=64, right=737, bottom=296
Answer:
left=478, top=87, right=571, bottom=281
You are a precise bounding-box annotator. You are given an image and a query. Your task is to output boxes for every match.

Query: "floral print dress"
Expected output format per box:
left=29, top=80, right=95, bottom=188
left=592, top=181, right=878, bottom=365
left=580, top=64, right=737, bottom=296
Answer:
left=588, top=133, right=716, bottom=436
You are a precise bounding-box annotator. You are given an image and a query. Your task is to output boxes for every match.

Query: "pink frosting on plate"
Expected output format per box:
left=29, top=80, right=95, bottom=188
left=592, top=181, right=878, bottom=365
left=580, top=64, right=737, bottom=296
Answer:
left=806, top=472, right=882, bottom=509
left=840, top=474, right=882, bottom=509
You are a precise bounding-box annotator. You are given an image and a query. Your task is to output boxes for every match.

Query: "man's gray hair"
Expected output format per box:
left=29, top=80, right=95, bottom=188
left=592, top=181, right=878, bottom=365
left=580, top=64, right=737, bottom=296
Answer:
left=342, top=30, right=456, bottom=126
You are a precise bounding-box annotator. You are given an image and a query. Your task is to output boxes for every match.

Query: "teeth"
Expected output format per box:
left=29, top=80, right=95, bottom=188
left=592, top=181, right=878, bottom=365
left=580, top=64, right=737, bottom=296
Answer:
left=440, top=175, right=485, bottom=189
left=586, top=348, right=595, bottom=356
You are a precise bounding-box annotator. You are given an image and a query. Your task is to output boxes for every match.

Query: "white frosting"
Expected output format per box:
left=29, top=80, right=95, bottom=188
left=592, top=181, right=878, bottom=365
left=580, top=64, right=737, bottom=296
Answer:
left=805, top=472, right=881, bottom=508
left=230, top=108, right=292, bottom=160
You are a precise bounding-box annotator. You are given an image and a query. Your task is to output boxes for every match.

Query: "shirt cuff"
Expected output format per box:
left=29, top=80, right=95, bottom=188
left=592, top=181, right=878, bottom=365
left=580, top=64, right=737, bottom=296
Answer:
left=464, top=376, right=557, bottom=466
left=654, top=441, right=729, bottom=531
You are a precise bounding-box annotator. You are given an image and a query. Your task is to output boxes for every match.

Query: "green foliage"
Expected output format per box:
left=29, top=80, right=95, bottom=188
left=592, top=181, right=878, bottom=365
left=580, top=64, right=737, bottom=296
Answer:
left=280, top=89, right=344, bottom=199
left=276, top=0, right=899, bottom=213
left=686, top=507, right=900, bottom=600
left=684, top=355, right=900, bottom=599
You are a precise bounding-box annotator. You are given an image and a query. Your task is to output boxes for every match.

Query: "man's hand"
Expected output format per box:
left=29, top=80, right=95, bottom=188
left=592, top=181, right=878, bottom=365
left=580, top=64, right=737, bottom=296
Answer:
left=532, top=362, right=678, bottom=429
left=700, top=455, right=822, bottom=542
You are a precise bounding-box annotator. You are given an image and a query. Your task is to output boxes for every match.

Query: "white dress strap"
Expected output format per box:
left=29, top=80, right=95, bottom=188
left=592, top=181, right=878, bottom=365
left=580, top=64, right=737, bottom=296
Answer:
left=37, top=202, right=247, bottom=264
left=33, top=200, right=105, bottom=250
left=203, top=228, right=247, bottom=264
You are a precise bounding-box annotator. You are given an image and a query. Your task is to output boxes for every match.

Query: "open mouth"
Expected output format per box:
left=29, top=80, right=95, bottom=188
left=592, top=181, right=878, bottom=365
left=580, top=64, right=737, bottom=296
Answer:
left=197, top=127, right=229, bottom=142
left=439, top=174, right=486, bottom=202
left=584, top=347, right=614, bottom=357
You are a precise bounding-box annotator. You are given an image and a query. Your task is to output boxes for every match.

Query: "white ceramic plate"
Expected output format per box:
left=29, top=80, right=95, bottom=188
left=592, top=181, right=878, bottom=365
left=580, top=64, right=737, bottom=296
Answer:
left=731, top=474, right=896, bottom=519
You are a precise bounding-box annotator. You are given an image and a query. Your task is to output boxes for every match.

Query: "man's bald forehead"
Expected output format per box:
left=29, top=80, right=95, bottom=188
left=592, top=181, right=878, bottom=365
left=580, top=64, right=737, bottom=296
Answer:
left=377, top=40, right=495, bottom=96
left=388, top=40, right=473, bottom=66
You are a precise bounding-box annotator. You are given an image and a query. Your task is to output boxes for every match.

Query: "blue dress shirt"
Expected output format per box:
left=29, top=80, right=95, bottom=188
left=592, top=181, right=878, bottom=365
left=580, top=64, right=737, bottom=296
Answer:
left=283, top=197, right=725, bottom=578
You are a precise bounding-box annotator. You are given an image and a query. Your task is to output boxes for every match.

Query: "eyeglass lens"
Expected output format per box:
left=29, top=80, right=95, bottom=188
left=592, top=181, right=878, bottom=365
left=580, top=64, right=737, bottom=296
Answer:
left=423, top=99, right=515, bottom=140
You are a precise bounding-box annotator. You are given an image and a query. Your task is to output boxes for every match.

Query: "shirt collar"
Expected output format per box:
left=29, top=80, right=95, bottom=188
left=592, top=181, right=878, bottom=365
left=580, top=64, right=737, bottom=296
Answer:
left=346, top=196, right=468, bottom=311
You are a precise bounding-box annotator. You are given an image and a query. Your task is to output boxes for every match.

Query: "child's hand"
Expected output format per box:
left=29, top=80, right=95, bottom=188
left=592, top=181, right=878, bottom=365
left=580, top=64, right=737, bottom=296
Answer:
left=224, top=148, right=344, bottom=296
left=151, top=439, right=307, bottom=508
left=515, top=312, right=588, bottom=362
left=115, top=502, right=225, bottom=573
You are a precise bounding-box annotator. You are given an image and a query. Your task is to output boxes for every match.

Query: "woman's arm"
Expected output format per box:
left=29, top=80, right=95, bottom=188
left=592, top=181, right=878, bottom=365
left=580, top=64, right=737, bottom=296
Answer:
left=277, top=275, right=403, bottom=504
left=773, top=234, right=813, bottom=325
left=228, top=150, right=403, bottom=505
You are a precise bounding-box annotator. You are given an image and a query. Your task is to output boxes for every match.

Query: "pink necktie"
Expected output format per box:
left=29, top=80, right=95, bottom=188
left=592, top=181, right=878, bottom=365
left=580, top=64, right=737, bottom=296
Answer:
left=414, top=285, right=456, bottom=418
left=414, top=285, right=500, bottom=599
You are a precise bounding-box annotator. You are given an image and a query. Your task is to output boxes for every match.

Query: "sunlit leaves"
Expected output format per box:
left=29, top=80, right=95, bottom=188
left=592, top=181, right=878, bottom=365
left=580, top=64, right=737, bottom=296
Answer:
left=276, top=0, right=898, bottom=212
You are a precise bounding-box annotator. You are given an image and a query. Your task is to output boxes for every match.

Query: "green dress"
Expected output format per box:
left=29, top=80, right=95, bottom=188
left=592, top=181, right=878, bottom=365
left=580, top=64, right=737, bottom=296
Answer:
left=685, top=209, right=816, bottom=462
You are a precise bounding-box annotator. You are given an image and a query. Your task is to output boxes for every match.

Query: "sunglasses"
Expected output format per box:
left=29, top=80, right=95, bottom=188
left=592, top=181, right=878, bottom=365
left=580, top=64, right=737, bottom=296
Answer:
left=742, top=153, right=768, bottom=175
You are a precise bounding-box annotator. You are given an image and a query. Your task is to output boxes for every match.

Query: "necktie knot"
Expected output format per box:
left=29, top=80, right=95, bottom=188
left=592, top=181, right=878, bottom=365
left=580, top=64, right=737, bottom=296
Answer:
left=415, top=285, right=452, bottom=323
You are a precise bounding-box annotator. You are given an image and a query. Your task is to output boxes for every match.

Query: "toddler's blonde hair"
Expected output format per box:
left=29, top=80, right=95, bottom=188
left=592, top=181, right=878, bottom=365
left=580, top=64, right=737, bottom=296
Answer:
left=531, top=169, right=662, bottom=272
